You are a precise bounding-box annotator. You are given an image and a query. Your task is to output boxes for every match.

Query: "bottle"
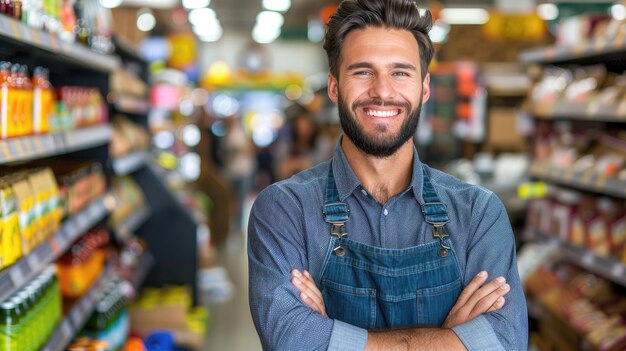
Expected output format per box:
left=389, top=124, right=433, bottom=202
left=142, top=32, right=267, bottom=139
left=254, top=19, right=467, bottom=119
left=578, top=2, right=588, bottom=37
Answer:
left=0, top=301, right=20, bottom=351
left=33, top=67, right=52, bottom=134
left=0, top=62, right=10, bottom=139
left=18, top=64, right=33, bottom=136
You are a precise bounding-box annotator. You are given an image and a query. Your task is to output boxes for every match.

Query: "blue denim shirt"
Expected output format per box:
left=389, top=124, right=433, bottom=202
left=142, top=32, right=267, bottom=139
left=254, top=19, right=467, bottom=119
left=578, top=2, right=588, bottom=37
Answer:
left=248, top=141, right=528, bottom=350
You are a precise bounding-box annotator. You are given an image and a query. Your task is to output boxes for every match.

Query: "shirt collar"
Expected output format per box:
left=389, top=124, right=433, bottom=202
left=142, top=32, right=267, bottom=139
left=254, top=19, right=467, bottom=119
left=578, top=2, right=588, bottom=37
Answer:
left=331, top=136, right=426, bottom=204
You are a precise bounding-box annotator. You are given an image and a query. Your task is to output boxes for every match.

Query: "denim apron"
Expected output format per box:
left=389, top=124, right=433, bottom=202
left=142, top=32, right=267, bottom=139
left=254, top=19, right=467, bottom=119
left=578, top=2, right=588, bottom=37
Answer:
left=319, top=164, right=462, bottom=329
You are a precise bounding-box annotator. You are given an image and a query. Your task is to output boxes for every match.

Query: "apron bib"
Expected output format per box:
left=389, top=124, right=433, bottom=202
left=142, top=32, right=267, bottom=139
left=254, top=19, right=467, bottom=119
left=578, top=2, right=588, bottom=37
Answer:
left=319, top=164, right=462, bottom=330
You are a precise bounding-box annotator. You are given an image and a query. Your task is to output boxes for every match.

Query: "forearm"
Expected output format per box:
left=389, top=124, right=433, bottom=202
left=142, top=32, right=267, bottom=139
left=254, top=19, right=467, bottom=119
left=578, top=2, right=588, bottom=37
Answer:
left=366, top=327, right=466, bottom=351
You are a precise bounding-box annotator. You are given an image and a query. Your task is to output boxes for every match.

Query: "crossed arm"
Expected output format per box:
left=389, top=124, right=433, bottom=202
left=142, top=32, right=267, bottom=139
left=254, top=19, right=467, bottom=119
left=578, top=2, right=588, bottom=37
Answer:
left=291, top=269, right=510, bottom=351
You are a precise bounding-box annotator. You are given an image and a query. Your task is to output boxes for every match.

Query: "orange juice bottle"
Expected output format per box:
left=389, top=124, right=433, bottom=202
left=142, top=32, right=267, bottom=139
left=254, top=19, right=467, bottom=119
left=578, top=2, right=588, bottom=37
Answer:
left=0, top=62, right=9, bottom=139
left=0, top=180, right=22, bottom=266
left=19, top=65, right=33, bottom=136
left=33, top=67, right=52, bottom=134
left=6, top=64, right=20, bottom=138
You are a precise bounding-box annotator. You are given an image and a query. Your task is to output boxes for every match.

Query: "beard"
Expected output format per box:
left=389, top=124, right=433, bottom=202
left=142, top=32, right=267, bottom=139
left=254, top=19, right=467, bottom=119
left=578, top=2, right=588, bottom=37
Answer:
left=337, top=92, right=422, bottom=158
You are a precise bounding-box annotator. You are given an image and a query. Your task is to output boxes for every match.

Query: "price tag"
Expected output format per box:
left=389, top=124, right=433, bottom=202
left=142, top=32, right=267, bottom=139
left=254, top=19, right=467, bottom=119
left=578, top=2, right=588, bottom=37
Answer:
left=9, top=19, right=21, bottom=40
left=27, top=252, right=41, bottom=270
left=70, top=306, right=83, bottom=327
left=49, top=237, right=61, bottom=256
left=49, top=33, right=59, bottom=51
left=29, top=28, right=40, bottom=45
left=12, top=139, right=25, bottom=159
left=61, top=320, right=73, bottom=338
left=582, top=252, right=595, bottom=266
left=8, top=264, right=25, bottom=287
left=33, top=137, right=44, bottom=154
left=0, top=140, right=11, bottom=161
left=611, top=263, right=625, bottom=278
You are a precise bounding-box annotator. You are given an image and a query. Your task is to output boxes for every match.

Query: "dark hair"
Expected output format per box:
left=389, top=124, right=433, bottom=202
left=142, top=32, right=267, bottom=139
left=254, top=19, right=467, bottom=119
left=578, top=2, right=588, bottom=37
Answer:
left=324, top=0, right=434, bottom=81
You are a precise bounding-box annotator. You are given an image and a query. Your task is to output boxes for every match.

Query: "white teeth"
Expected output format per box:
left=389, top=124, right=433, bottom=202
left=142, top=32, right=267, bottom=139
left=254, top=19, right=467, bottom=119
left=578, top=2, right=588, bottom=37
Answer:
left=366, top=109, right=399, bottom=117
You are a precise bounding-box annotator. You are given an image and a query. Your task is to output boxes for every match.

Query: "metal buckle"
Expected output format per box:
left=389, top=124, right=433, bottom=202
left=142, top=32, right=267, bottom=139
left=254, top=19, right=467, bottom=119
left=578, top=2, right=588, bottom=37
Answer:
left=331, top=223, right=347, bottom=239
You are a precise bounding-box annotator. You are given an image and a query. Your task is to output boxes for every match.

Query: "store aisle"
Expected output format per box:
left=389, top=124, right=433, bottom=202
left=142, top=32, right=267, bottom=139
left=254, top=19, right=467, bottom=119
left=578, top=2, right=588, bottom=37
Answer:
left=201, top=231, right=262, bottom=351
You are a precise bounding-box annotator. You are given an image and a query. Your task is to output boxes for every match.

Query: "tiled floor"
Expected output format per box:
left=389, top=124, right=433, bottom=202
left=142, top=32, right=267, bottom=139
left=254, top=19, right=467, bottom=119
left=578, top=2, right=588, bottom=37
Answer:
left=201, top=231, right=262, bottom=351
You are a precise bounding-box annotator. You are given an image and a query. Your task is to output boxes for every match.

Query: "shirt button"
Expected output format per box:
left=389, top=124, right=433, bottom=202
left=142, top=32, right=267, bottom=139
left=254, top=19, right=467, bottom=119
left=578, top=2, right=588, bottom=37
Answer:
left=384, top=209, right=388, bottom=216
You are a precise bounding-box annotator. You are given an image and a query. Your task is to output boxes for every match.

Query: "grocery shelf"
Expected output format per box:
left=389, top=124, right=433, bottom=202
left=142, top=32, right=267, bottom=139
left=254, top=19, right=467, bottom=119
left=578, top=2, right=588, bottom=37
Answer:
left=519, top=39, right=626, bottom=65
left=112, top=205, right=151, bottom=241
left=41, top=267, right=116, bottom=351
left=0, top=125, right=113, bottom=165
left=527, top=230, right=626, bottom=288
left=528, top=162, right=626, bottom=199
left=109, top=93, right=150, bottom=115
left=112, top=150, right=151, bottom=175
left=530, top=102, right=626, bottom=122
left=0, top=16, right=119, bottom=72
left=0, top=193, right=113, bottom=304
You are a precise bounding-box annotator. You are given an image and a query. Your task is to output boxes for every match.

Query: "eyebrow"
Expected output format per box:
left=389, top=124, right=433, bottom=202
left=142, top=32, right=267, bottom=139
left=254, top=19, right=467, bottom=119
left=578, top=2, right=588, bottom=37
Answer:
left=346, top=62, right=418, bottom=71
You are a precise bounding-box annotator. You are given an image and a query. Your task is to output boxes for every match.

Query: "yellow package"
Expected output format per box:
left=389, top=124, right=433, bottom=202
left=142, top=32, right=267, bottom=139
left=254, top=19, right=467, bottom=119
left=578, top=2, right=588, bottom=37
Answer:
left=0, top=181, right=22, bottom=266
left=41, top=168, right=61, bottom=232
left=26, top=171, right=45, bottom=245
left=11, top=177, right=35, bottom=255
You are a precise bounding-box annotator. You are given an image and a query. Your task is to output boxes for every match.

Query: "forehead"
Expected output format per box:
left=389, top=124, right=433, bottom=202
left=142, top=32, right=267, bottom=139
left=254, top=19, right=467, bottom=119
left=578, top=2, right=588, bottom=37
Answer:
left=340, top=27, right=421, bottom=68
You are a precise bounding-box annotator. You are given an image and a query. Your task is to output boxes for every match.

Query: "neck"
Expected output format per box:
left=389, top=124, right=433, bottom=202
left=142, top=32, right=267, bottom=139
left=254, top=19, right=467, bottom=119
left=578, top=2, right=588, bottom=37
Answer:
left=341, top=137, right=414, bottom=204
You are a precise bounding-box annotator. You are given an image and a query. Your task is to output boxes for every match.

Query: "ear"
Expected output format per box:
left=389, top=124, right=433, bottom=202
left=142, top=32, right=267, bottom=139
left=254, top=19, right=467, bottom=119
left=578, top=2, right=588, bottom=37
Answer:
left=422, top=73, right=431, bottom=103
left=327, top=73, right=339, bottom=103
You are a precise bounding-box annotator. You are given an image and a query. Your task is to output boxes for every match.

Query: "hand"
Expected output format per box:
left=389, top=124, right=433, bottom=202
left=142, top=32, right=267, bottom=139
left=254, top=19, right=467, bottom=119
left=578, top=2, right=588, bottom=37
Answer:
left=442, top=271, right=509, bottom=329
left=291, top=269, right=327, bottom=317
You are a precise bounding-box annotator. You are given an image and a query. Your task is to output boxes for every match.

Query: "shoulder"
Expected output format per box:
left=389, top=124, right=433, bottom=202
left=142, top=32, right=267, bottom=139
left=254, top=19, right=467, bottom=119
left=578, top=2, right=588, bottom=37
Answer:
left=423, top=165, right=501, bottom=209
left=253, top=161, right=329, bottom=211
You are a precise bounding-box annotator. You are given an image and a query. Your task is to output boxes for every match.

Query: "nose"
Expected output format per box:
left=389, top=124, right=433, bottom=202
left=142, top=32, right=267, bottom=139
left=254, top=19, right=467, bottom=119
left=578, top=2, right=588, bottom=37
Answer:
left=368, top=75, right=395, bottom=100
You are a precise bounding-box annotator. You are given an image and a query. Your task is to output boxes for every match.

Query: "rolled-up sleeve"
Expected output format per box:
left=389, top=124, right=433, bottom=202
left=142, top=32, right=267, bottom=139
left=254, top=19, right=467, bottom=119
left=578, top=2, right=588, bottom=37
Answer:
left=455, top=191, right=528, bottom=350
left=249, top=184, right=365, bottom=350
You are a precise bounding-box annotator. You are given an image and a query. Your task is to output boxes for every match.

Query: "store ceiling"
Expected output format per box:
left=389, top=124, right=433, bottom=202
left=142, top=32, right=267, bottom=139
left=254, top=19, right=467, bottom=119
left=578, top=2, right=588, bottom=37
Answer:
left=126, top=0, right=498, bottom=37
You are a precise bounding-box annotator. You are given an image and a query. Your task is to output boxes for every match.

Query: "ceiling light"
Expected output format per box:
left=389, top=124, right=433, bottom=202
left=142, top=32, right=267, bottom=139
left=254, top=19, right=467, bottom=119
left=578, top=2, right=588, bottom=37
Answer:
left=252, top=24, right=281, bottom=44
left=429, top=21, right=450, bottom=43
left=137, top=9, right=156, bottom=32
left=189, top=7, right=216, bottom=26
left=537, top=3, right=558, bottom=21
left=256, top=11, right=284, bottom=28
left=611, top=4, right=626, bottom=21
left=100, top=0, right=123, bottom=9
left=263, top=0, right=290, bottom=12
left=307, top=19, right=324, bottom=42
left=440, top=8, right=489, bottom=25
left=197, top=26, right=223, bottom=42
left=182, top=0, right=209, bottom=10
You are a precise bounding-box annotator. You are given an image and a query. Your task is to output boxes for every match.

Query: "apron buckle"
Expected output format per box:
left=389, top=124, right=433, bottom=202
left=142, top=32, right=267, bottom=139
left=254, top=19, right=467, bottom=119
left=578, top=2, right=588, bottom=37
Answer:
left=331, top=223, right=348, bottom=239
left=433, top=224, right=451, bottom=258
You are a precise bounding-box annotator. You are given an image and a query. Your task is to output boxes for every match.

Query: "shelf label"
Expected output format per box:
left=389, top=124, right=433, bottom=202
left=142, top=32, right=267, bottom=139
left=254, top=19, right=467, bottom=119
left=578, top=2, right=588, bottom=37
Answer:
left=26, top=252, right=40, bottom=269
left=0, top=141, right=11, bottom=162
left=611, top=263, right=625, bottom=278
left=582, top=252, right=595, bottom=266
left=8, top=264, right=25, bottom=287
left=9, top=19, right=21, bottom=40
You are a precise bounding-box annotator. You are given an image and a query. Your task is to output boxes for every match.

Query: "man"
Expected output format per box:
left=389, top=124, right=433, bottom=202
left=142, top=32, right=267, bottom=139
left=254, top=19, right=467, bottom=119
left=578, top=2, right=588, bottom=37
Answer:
left=247, top=0, right=528, bottom=349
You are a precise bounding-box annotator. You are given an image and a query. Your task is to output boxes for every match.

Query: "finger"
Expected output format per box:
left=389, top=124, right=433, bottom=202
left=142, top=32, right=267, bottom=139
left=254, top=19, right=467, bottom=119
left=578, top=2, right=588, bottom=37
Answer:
left=469, top=283, right=510, bottom=318
left=465, top=276, right=507, bottom=309
left=303, top=270, right=324, bottom=303
left=487, top=296, right=506, bottom=313
left=300, top=291, right=326, bottom=316
left=293, top=275, right=325, bottom=312
left=455, top=271, right=488, bottom=306
left=292, top=275, right=325, bottom=311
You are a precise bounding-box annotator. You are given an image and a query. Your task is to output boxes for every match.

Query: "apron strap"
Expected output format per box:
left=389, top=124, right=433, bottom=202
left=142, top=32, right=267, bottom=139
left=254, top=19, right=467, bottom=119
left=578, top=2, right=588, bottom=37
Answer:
left=323, top=163, right=349, bottom=225
left=421, top=168, right=451, bottom=257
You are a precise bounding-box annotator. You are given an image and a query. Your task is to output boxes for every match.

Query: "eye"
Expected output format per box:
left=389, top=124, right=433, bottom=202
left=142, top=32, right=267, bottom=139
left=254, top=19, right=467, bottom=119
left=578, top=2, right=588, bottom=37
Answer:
left=354, top=70, right=372, bottom=76
left=393, top=71, right=410, bottom=77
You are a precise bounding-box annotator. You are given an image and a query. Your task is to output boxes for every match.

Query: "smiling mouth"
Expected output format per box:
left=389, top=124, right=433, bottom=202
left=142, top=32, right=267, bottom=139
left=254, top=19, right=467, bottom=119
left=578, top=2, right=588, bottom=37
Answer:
left=364, top=108, right=401, bottom=117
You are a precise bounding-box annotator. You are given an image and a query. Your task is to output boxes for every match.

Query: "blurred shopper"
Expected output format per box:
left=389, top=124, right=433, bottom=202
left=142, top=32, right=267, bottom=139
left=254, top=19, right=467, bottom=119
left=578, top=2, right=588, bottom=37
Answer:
left=222, top=115, right=256, bottom=232
left=275, top=110, right=332, bottom=180
left=248, top=0, right=527, bottom=350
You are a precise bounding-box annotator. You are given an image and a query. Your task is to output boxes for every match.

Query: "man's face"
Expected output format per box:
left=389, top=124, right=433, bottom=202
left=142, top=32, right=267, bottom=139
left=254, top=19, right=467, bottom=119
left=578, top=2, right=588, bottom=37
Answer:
left=328, top=27, right=430, bottom=157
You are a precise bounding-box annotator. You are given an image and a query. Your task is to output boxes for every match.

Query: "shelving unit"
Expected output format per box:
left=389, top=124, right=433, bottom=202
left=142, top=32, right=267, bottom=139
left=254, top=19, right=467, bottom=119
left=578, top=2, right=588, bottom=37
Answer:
left=41, top=267, right=116, bottom=351
left=0, top=10, right=201, bottom=349
left=0, top=125, right=112, bottom=164
left=521, top=32, right=626, bottom=351
left=0, top=194, right=111, bottom=303
left=525, top=230, right=626, bottom=287
left=112, top=150, right=151, bottom=176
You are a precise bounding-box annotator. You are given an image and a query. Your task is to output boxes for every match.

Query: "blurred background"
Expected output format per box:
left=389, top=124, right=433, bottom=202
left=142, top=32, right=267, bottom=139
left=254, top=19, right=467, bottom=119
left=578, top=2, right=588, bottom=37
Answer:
left=2, top=0, right=626, bottom=350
